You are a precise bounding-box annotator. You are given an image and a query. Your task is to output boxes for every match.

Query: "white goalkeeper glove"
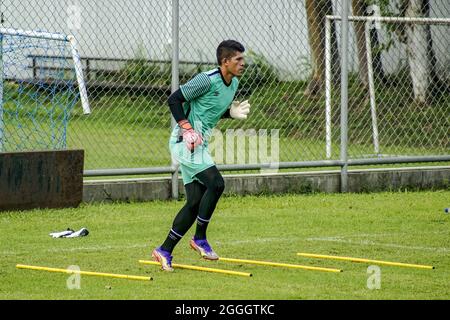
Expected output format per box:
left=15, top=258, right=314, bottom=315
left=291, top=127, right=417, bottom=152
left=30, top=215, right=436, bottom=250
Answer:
left=230, top=100, right=251, bottom=120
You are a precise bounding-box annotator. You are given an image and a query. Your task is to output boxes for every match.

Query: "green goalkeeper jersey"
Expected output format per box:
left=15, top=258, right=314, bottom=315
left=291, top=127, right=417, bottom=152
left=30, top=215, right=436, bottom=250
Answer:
left=179, top=67, right=239, bottom=140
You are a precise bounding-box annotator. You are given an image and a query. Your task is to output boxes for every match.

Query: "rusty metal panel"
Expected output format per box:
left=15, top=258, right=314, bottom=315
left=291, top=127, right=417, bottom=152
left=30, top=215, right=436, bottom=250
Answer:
left=0, top=150, right=84, bottom=211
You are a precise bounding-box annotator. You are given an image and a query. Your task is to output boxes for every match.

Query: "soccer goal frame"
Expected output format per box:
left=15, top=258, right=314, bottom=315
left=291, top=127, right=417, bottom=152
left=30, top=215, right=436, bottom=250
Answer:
left=0, top=28, right=90, bottom=151
left=324, top=15, right=450, bottom=159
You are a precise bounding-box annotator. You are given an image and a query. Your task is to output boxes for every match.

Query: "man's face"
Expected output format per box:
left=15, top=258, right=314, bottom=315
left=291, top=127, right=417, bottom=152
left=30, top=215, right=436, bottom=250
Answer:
left=223, top=52, right=245, bottom=77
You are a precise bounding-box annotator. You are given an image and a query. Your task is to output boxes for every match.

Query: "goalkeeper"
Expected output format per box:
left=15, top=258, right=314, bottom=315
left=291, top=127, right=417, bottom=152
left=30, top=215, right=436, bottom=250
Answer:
left=152, top=40, right=251, bottom=271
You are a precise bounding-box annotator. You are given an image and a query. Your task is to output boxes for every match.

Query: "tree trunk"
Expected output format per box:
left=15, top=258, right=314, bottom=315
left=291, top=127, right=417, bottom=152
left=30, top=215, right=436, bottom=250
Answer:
left=405, top=0, right=436, bottom=104
left=370, top=26, right=386, bottom=83
left=304, top=0, right=339, bottom=96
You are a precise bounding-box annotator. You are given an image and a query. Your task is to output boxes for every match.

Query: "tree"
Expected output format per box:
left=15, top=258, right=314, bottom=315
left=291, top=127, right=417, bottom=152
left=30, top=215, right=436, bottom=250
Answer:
left=304, top=0, right=340, bottom=96
left=369, top=0, right=441, bottom=104
left=402, top=0, right=439, bottom=104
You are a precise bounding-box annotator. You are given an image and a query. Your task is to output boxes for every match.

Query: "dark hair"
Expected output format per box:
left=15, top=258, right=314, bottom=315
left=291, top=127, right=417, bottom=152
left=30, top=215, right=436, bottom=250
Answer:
left=216, top=40, right=245, bottom=65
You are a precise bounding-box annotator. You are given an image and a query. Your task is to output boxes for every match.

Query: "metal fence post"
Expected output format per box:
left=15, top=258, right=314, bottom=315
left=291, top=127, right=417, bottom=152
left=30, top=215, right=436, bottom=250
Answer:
left=171, top=0, right=180, bottom=200
left=0, top=33, right=3, bottom=152
left=340, top=0, right=350, bottom=193
left=325, top=17, right=332, bottom=159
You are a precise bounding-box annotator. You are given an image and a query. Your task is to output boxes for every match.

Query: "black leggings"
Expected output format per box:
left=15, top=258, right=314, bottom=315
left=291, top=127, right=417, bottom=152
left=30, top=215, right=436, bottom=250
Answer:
left=171, top=166, right=225, bottom=237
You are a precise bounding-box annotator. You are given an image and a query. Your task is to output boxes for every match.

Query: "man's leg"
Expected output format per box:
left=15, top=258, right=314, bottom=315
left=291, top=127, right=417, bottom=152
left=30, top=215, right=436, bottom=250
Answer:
left=190, top=166, right=225, bottom=260
left=194, top=166, right=225, bottom=239
left=161, top=181, right=207, bottom=252
left=153, top=181, right=206, bottom=271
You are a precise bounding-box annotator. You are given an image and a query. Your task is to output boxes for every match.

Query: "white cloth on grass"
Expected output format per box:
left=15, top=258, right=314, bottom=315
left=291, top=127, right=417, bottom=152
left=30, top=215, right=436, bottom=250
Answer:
left=49, top=228, right=89, bottom=238
left=65, top=228, right=89, bottom=238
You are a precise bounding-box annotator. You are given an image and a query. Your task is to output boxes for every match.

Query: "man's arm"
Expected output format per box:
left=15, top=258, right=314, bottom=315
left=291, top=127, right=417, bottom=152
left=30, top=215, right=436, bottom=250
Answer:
left=221, top=109, right=231, bottom=119
left=168, top=73, right=211, bottom=151
left=168, top=89, right=187, bottom=122
left=168, top=89, right=202, bottom=151
left=168, top=73, right=211, bottom=122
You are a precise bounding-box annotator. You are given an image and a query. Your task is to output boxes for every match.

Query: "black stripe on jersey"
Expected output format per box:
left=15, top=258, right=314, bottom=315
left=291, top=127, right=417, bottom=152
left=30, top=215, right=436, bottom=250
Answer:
left=207, top=68, right=220, bottom=77
left=207, top=68, right=231, bottom=86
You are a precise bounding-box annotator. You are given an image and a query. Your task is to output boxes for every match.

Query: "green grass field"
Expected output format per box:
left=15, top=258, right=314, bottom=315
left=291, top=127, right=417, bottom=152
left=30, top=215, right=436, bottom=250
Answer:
left=1, top=190, right=449, bottom=300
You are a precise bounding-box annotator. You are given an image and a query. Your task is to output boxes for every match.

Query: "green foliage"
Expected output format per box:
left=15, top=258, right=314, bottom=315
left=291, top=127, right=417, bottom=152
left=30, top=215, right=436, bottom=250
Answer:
left=366, top=1, right=408, bottom=52
left=120, top=44, right=171, bottom=86
left=95, top=48, right=279, bottom=91
left=121, top=60, right=171, bottom=86
left=3, top=82, right=77, bottom=119
left=239, top=50, right=279, bottom=88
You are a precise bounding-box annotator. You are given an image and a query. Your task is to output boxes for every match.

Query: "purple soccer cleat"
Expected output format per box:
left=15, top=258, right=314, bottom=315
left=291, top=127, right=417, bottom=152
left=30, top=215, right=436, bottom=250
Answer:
left=152, top=246, right=174, bottom=272
left=189, top=237, right=219, bottom=260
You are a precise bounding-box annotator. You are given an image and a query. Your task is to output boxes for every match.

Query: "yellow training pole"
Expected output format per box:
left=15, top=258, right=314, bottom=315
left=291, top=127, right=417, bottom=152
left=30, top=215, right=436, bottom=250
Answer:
left=139, top=260, right=252, bottom=277
left=297, top=253, right=435, bottom=270
left=16, top=264, right=153, bottom=281
left=219, top=257, right=343, bottom=273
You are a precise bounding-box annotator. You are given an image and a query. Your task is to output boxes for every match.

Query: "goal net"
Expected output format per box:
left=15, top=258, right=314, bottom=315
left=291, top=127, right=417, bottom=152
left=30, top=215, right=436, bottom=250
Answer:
left=0, top=28, right=90, bottom=152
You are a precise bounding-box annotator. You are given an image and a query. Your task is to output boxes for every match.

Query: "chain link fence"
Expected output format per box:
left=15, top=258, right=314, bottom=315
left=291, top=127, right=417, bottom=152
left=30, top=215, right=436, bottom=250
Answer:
left=0, top=0, right=449, bottom=177
left=332, top=2, right=450, bottom=160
